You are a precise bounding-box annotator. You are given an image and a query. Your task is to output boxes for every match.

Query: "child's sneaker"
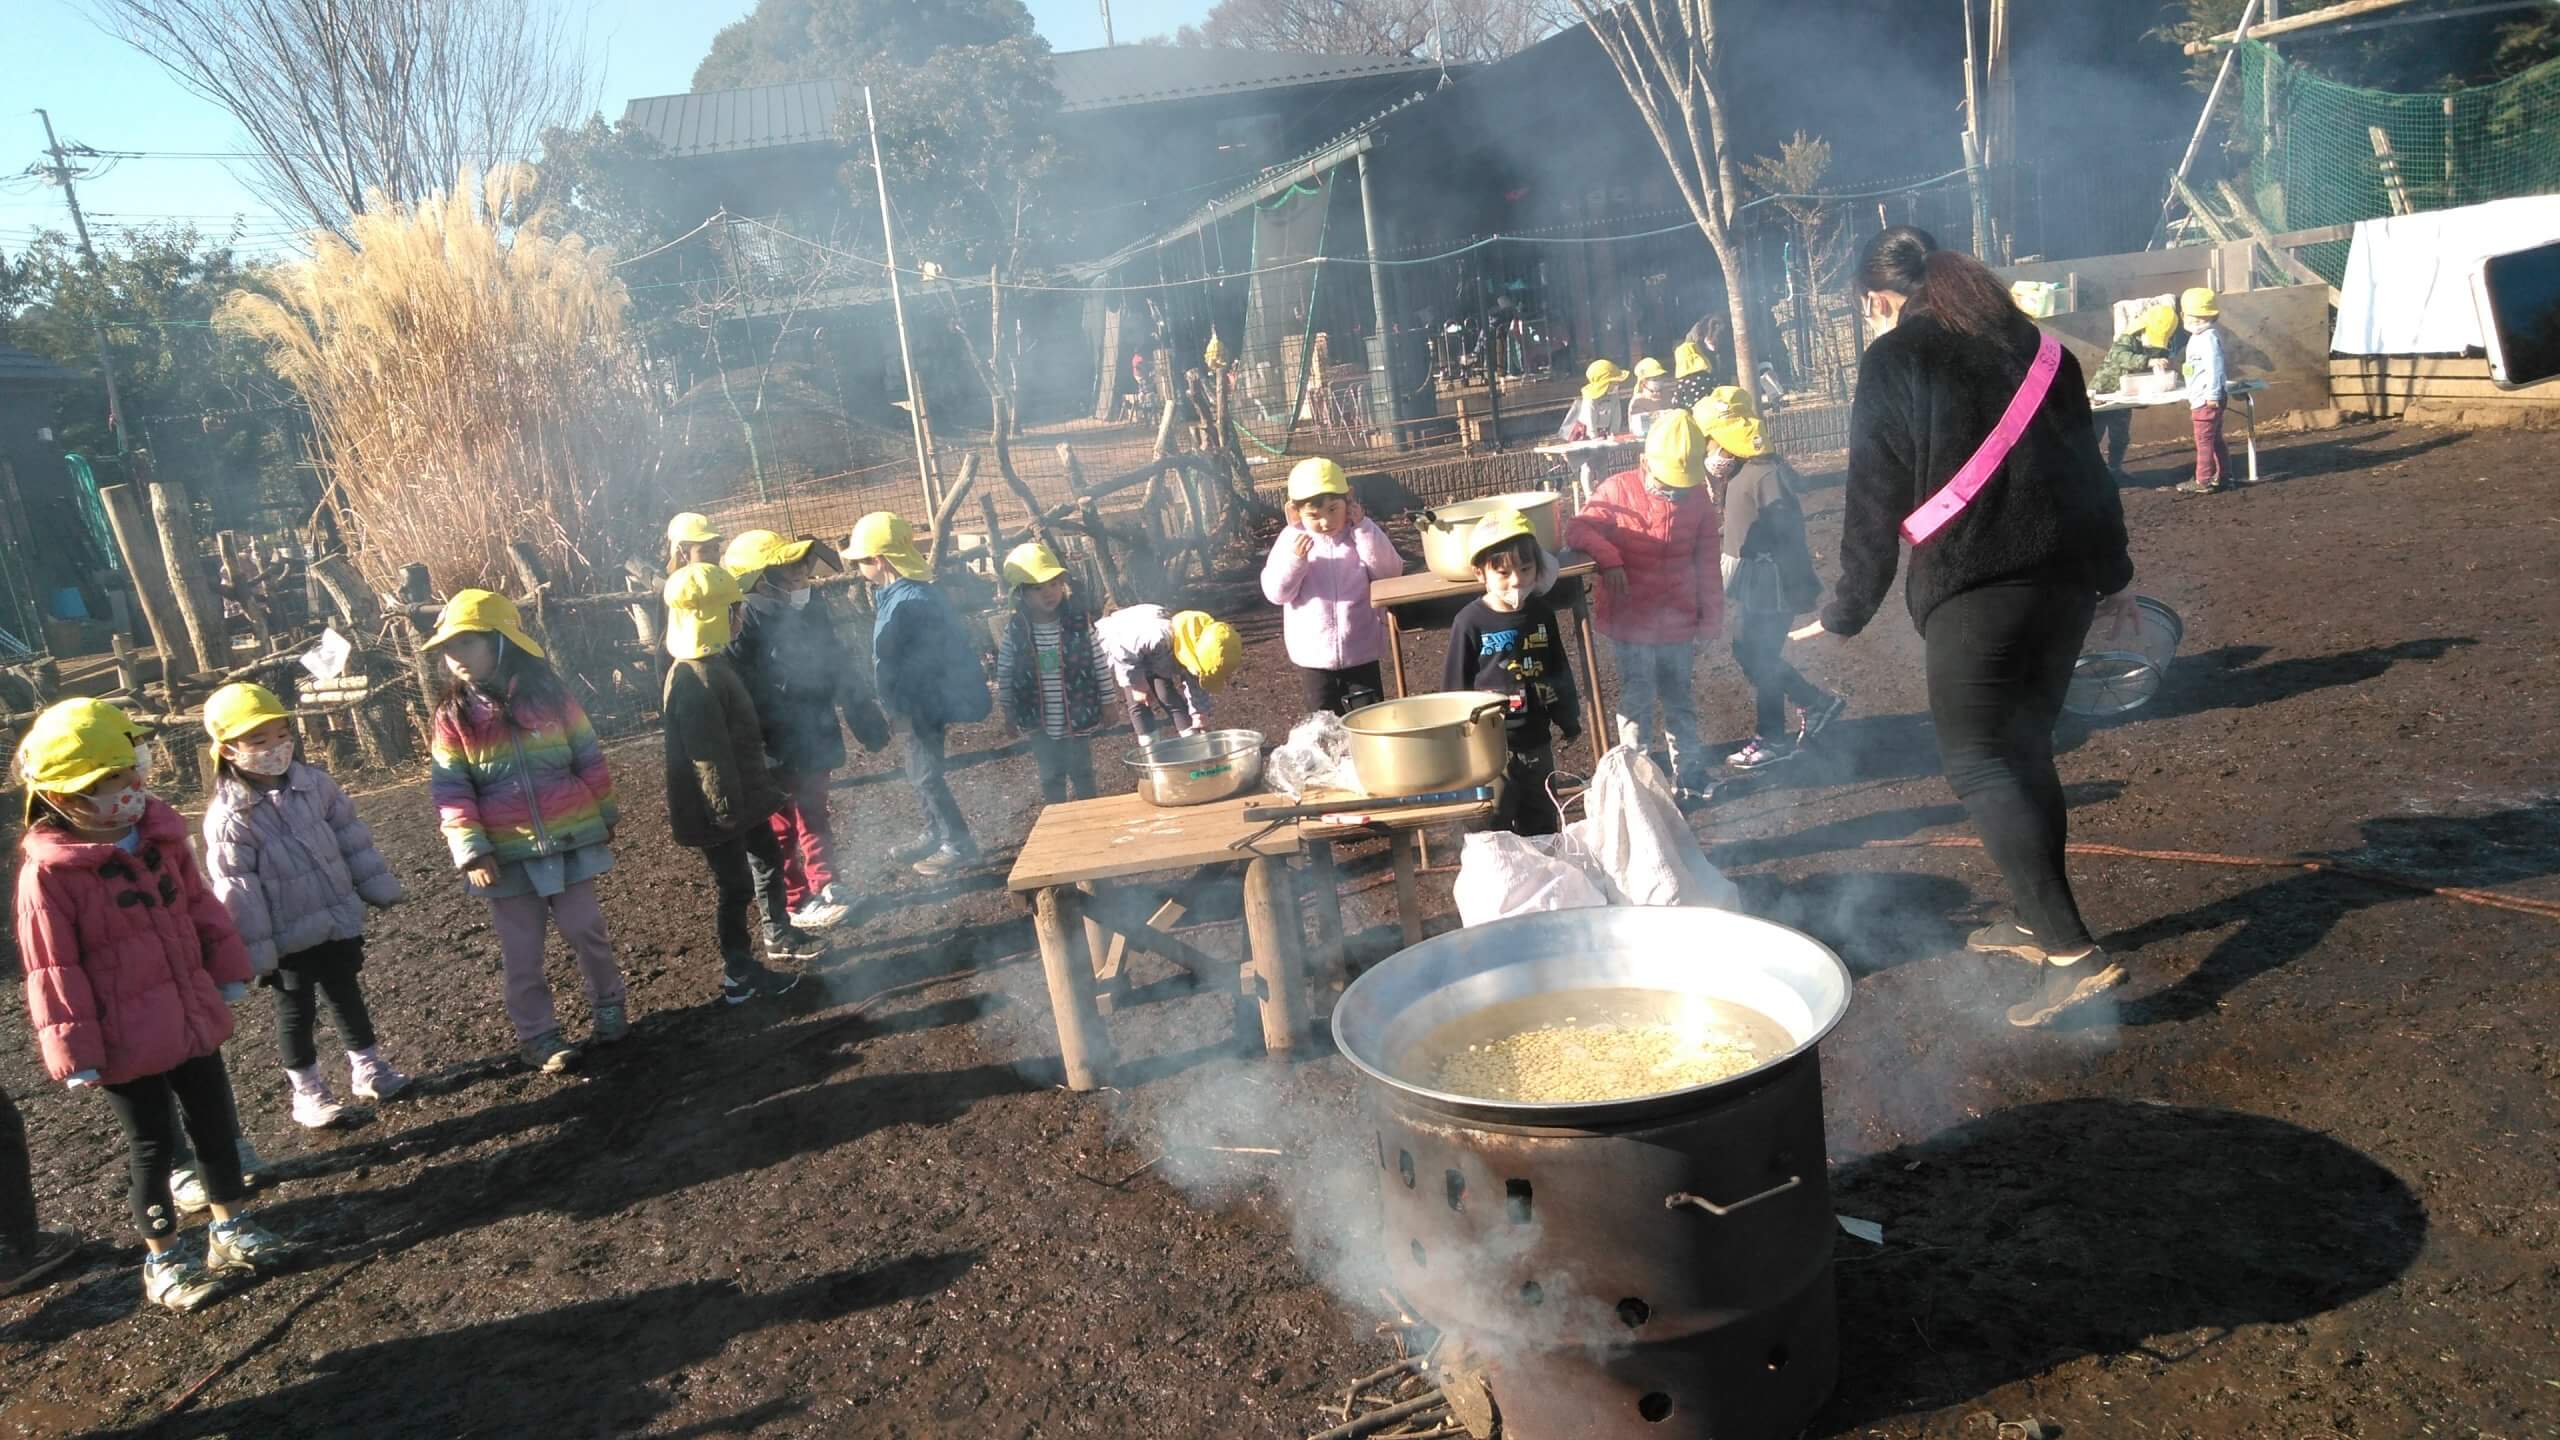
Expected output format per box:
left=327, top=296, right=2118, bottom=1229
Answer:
left=763, top=927, right=829, bottom=964
left=815, top=882, right=859, bottom=913
left=286, top=1066, right=353, bottom=1129
left=911, top=843, right=977, bottom=878
left=518, top=1030, right=582, bottom=1075
left=787, top=896, right=850, bottom=930
left=2173, top=479, right=2223, bottom=496
left=346, top=1047, right=411, bottom=1101
left=589, top=1002, right=630, bottom=1045
left=142, top=1248, right=222, bottom=1312
left=170, top=1167, right=212, bottom=1215
left=1797, top=693, right=1848, bottom=744
left=205, top=1217, right=294, bottom=1274
left=888, top=831, right=940, bottom=865
left=722, top=958, right=804, bottom=1005
left=1727, top=737, right=1796, bottom=771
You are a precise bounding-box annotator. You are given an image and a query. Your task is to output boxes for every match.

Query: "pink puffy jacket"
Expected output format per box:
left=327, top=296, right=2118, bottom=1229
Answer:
left=15, top=797, right=252, bottom=1084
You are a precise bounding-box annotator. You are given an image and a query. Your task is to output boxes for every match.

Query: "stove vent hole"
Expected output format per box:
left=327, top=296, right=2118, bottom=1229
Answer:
left=1410, top=1239, right=1427, bottom=1268
left=1764, top=1345, right=1790, bottom=1373
left=1518, top=1280, right=1544, bottom=1307
left=1504, top=1179, right=1533, bottom=1224
left=1637, top=1393, right=1674, bottom=1423
left=1397, top=1150, right=1416, bottom=1189
left=1616, top=1298, right=1650, bottom=1329
left=1444, top=1170, right=1466, bottom=1211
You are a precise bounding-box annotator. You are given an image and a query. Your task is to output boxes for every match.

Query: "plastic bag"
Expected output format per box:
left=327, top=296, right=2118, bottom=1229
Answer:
left=1565, top=745, right=1741, bottom=910
left=1267, top=711, right=1362, bottom=800
left=1454, top=830, right=1612, bottom=928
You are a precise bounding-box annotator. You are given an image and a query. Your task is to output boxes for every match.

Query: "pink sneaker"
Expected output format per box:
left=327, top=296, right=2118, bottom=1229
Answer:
left=347, top=1047, right=411, bottom=1102
left=287, top=1066, right=351, bottom=1129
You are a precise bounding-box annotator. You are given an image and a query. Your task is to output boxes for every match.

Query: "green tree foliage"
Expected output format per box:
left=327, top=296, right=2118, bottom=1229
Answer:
left=0, top=229, right=300, bottom=534
left=2158, top=0, right=2560, bottom=91
left=689, top=0, right=1066, bottom=274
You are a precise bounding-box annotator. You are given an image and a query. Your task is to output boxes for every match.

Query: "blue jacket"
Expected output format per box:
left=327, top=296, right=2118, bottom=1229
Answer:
left=871, top=578, right=991, bottom=728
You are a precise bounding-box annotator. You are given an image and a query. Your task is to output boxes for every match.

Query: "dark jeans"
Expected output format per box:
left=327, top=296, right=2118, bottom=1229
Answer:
left=272, top=937, right=376, bottom=1071
left=1923, top=580, right=2100, bottom=948
left=1, top=1082, right=36, bottom=1246
left=704, top=822, right=795, bottom=964
left=100, top=1053, right=245, bottom=1238
left=2092, top=410, right=2130, bottom=471
left=1299, top=661, right=1383, bottom=717
left=1028, top=731, right=1099, bottom=803
left=903, top=716, right=973, bottom=851
left=1491, top=740, right=1562, bottom=838
left=1730, top=609, right=1829, bottom=742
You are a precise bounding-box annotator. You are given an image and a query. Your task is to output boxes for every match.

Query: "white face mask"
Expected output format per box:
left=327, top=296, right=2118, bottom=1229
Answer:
left=82, top=783, right=149, bottom=830
left=785, top=587, right=813, bottom=609
left=227, top=737, right=296, bottom=777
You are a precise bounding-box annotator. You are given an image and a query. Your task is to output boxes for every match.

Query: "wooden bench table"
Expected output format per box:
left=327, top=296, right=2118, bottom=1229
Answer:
left=1005, top=785, right=1493, bottom=1092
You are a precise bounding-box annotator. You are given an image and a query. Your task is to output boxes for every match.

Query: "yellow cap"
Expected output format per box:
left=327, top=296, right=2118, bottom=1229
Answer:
left=1002, top=541, right=1067, bottom=589
left=204, top=682, right=289, bottom=744
left=1465, top=505, right=1539, bottom=565
left=1287, top=457, right=1349, bottom=503
left=1633, top=357, right=1667, bottom=381
left=1204, top=334, right=1227, bottom=367
left=722, top=529, right=825, bottom=589
left=1168, top=610, right=1236, bottom=691
left=1643, top=411, right=1705, bottom=489
left=846, top=512, right=928, bottom=581
left=663, top=562, right=744, bottom=660
left=16, top=698, right=143, bottom=825
left=1693, top=385, right=1766, bottom=458
left=1674, top=342, right=1709, bottom=378
left=1581, top=358, right=1630, bottom=400
left=2140, top=304, right=2181, bottom=349
left=666, top=512, right=720, bottom=546
left=422, top=589, right=544, bottom=659
left=2181, top=286, right=2219, bottom=320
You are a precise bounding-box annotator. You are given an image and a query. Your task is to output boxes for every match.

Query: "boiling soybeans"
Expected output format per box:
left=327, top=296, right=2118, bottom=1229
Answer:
left=1433, top=1020, right=1763, bottom=1103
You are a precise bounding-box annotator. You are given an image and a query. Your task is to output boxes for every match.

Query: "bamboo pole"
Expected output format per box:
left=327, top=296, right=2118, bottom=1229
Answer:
left=97, top=483, right=201, bottom=684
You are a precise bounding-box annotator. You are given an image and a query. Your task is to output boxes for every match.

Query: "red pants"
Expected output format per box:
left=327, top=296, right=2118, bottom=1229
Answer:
left=2191, top=404, right=2227, bottom=487
left=768, top=770, right=839, bottom=910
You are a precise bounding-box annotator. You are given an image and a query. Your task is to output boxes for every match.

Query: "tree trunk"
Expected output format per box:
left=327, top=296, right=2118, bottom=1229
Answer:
left=97, top=483, right=201, bottom=685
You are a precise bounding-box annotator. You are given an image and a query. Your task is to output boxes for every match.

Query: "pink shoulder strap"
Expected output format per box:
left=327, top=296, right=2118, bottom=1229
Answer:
left=1900, top=333, right=2063, bottom=546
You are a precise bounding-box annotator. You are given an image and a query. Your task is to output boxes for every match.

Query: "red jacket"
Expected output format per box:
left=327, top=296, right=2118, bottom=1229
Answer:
left=1564, top=468, right=1725, bottom=644
left=16, top=797, right=251, bottom=1084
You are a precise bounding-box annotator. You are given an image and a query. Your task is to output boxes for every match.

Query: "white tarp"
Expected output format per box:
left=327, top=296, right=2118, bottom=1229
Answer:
left=2332, top=195, right=2560, bottom=355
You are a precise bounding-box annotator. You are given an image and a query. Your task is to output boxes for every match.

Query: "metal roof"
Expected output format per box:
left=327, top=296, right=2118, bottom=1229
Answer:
left=0, top=344, right=82, bottom=389
left=620, top=48, right=1451, bottom=156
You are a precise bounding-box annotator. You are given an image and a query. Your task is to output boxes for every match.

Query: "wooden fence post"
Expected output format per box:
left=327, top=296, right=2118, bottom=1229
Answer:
left=148, top=481, right=228, bottom=679
left=97, top=483, right=200, bottom=685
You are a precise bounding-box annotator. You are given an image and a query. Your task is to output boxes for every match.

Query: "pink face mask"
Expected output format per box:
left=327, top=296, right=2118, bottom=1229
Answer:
left=81, top=784, right=149, bottom=830
left=226, top=737, right=296, bottom=777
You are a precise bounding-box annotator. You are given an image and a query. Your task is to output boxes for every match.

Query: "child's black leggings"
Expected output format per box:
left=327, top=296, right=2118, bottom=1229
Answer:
left=99, top=1054, right=245, bottom=1238
left=1, top=1082, right=38, bottom=1245
left=273, top=938, right=377, bottom=1071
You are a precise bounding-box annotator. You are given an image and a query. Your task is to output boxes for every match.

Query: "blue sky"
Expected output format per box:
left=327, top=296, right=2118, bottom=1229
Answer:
left=1, top=0, right=1208, bottom=259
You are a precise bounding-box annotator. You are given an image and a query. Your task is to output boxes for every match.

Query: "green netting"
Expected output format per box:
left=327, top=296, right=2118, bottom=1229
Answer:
left=2235, top=40, right=2560, bottom=283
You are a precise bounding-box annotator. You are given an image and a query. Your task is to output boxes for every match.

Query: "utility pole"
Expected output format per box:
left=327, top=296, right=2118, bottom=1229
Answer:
left=864, top=85, right=941, bottom=517
left=1100, top=0, right=1115, bottom=46
left=35, top=109, right=145, bottom=478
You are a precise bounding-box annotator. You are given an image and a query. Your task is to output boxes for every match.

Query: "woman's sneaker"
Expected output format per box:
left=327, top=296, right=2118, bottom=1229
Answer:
left=1968, top=920, right=2056, bottom=964
left=142, top=1249, right=222, bottom=1312
left=205, top=1217, right=294, bottom=1274
left=1727, top=737, right=1796, bottom=771
left=0, top=1230, right=82, bottom=1298
left=589, top=1002, right=630, bottom=1045
left=518, top=1030, right=582, bottom=1075
left=1797, top=693, right=1848, bottom=744
left=347, top=1047, right=411, bottom=1101
left=2006, top=950, right=2128, bottom=1027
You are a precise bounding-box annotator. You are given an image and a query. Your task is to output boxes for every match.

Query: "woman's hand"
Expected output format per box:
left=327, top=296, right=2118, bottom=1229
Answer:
left=2094, top=588, right=2140, bottom=640
left=1788, top=619, right=1828, bottom=642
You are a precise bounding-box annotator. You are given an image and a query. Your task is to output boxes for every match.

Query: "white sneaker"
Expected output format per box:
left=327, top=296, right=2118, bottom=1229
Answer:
left=206, top=1217, right=295, bottom=1274
left=347, top=1047, right=412, bottom=1101
left=170, top=1167, right=212, bottom=1215
left=143, top=1250, right=223, bottom=1312
left=286, top=1066, right=352, bottom=1129
left=787, top=898, right=850, bottom=930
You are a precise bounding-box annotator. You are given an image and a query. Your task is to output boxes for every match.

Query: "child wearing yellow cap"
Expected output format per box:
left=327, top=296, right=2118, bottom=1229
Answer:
left=2088, top=304, right=2179, bottom=477
left=1444, top=507, right=1581, bottom=835
left=200, top=682, right=411, bottom=1129
left=2177, top=287, right=2229, bottom=495
left=665, top=512, right=724, bottom=573
left=423, top=590, right=629, bottom=1074
left=1557, top=359, right=1631, bottom=442
left=662, top=563, right=812, bottom=1003
left=995, top=541, right=1110, bottom=804
left=1625, top=357, right=1677, bottom=435
left=1093, top=603, right=1234, bottom=749
left=847, top=512, right=993, bottom=877
left=14, top=698, right=297, bottom=1311
left=1694, top=405, right=1842, bottom=772
left=1262, top=458, right=1403, bottom=717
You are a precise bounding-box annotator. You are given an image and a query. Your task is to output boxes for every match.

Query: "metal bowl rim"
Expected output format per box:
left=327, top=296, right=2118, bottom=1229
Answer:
left=1121, top=728, right=1266, bottom=771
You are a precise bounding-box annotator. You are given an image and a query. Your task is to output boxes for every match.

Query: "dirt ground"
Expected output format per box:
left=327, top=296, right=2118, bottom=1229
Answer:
left=4, top=419, right=2556, bottom=1440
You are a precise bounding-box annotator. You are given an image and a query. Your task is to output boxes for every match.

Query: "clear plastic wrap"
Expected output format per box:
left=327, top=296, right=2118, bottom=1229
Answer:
left=1266, top=711, right=1363, bottom=800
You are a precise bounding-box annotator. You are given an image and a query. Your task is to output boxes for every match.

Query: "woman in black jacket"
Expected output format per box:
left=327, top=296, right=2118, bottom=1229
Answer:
left=1802, top=227, right=2137, bottom=1028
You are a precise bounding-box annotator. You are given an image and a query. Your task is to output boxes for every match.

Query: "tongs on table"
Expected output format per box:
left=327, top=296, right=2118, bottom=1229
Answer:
left=1228, top=786, right=1495, bottom=850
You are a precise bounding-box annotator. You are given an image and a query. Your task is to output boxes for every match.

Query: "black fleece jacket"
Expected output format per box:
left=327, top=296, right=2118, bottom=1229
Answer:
left=1823, top=314, right=2134, bottom=637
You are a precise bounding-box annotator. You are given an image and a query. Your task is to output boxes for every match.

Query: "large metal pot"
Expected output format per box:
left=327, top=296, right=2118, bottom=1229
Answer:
left=1417, top=491, right=1562, bottom=582
left=1333, top=908, right=1852, bottom=1439
left=1341, top=692, right=1509, bottom=797
left=1124, top=728, right=1264, bottom=807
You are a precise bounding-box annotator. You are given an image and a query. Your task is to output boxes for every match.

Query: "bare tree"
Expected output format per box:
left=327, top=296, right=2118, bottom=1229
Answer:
left=1743, top=131, right=1850, bottom=387
left=1169, top=0, right=1563, bottom=63
left=89, top=0, right=589, bottom=241
left=1565, top=0, right=1756, bottom=384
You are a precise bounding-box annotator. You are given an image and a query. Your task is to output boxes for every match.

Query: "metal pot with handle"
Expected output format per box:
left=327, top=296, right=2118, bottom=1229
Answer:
left=1341, top=691, right=1511, bottom=797
left=1416, top=491, right=1562, bottom=582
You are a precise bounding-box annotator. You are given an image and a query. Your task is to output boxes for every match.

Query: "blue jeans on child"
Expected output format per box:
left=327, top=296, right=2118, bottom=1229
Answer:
left=1610, top=638, right=1705, bottom=789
